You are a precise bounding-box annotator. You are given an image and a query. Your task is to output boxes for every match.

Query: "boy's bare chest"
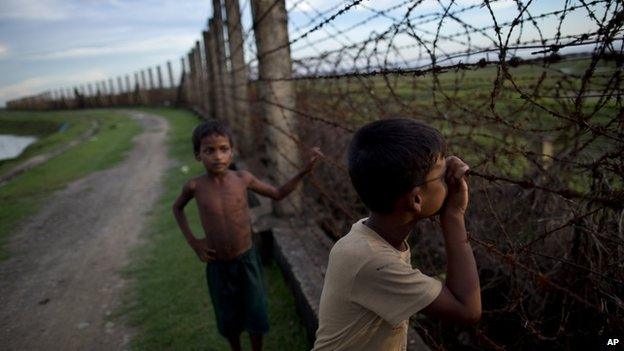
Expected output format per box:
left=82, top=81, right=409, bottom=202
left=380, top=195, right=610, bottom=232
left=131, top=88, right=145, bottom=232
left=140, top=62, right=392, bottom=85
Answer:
left=195, top=178, right=248, bottom=213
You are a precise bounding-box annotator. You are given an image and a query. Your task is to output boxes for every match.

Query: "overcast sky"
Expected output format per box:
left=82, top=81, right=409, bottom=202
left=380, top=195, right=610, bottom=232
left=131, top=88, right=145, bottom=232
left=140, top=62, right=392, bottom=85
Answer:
left=0, top=0, right=610, bottom=107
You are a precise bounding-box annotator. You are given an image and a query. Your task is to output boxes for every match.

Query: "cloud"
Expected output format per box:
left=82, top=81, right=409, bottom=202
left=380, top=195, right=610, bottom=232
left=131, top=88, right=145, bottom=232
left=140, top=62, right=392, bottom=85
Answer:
left=28, top=34, right=198, bottom=60
left=288, top=0, right=331, bottom=12
left=0, top=69, right=107, bottom=105
left=87, top=0, right=210, bottom=22
left=0, top=0, right=208, bottom=22
left=489, top=0, right=518, bottom=10
left=407, top=0, right=517, bottom=12
left=286, top=0, right=379, bottom=13
left=0, top=44, right=8, bottom=58
left=286, top=0, right=516, bottom=14
left=0, top=0, right=71, bottom=20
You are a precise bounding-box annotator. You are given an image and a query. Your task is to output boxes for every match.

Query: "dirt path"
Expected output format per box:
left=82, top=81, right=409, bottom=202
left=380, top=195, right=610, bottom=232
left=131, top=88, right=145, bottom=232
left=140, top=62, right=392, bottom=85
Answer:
left=0, top=111, right=170, bottom=351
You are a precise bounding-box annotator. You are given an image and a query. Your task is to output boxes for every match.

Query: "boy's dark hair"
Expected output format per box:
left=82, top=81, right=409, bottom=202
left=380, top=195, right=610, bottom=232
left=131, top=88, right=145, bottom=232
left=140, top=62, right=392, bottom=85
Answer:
left=192, top=119, right=234, bottom=154
left=348, top=118, right=446, bottom=214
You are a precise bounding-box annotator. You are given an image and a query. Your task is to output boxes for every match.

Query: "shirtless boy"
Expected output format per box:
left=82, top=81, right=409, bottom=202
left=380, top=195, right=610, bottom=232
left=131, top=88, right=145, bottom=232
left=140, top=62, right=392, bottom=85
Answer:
left=172, top=120, right=322, bottom=351
left=313, top=118, right=481, bottom=350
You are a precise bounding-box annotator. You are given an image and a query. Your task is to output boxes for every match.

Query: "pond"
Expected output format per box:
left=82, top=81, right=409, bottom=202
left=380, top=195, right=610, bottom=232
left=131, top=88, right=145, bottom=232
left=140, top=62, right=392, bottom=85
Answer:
left=0, top=135, right=38, bottom=161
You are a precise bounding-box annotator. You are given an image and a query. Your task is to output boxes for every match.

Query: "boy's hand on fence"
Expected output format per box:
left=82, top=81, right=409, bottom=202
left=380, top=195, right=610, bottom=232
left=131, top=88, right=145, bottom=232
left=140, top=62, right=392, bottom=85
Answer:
left=303, top=147, right=324, bottom=173
left=190, top=238, right=216, bottom=262
left=441, top=156, right=470, bottom=220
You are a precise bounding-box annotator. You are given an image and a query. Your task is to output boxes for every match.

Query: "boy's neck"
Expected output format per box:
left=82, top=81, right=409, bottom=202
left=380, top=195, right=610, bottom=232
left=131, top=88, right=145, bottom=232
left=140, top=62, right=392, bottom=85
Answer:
left=365, top=212, right=416, bottom=251
left=206, top=169, right=228, bottom=181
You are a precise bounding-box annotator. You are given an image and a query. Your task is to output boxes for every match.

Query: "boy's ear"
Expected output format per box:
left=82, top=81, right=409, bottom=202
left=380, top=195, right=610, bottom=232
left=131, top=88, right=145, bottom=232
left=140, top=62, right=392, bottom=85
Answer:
left=408, top=187, right=423, bottom=214
left=194, top=152, right=201, bottom=161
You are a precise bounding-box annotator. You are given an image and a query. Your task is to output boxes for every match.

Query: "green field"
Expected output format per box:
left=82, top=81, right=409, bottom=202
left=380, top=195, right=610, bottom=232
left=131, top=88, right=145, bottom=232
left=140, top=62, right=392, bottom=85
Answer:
left=294, top=57, right=621, bottom=191
left=0, top=109, right=141, bottom=260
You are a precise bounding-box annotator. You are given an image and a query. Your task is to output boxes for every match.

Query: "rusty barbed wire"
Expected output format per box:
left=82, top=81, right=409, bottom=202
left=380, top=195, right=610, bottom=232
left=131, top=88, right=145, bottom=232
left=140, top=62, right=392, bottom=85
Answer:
left=238, top=1, right=624, bottom=349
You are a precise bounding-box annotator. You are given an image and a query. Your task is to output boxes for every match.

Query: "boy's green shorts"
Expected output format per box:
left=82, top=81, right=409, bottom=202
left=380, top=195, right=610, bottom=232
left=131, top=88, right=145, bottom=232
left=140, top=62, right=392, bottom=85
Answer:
left=206, top=245, right=269, bottom=337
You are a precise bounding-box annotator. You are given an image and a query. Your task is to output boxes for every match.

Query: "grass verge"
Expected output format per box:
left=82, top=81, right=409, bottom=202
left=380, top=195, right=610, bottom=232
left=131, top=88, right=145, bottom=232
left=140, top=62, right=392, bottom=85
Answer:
left=0, top=109, right=141, bottom=260
left=0, top=110, right=92, bottom=177
left=120, top=107, right=309, bottom=351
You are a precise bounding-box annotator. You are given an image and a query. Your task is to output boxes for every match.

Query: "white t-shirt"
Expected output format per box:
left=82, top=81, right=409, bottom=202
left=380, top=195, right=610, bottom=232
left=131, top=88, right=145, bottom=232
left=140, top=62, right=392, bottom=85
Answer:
left=313, top=218, right=443, bottom=351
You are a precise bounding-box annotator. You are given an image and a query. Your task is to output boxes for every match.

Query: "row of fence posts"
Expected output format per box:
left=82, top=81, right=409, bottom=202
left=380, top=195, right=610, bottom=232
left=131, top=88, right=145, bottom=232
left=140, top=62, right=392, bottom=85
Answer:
left=6, top=61, right=179, bottom=110
left=6, top=0, right=302, bottom=215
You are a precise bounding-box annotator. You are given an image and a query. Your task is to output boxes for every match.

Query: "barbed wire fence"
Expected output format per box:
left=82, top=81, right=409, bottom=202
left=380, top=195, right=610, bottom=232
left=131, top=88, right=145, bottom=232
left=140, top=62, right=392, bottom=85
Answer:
left=7, top=0, right=624, bottom=349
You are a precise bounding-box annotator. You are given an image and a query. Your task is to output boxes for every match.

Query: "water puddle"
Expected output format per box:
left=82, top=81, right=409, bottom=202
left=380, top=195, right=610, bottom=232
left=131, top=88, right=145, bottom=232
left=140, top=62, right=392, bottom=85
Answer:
left=0, top=135, right=38, bottom=161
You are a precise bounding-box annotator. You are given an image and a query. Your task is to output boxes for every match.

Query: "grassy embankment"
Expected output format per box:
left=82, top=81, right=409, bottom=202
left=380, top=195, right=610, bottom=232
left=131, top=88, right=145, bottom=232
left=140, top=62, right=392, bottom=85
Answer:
left=0, top=109, right=141, bottom=260
left=119, top=107, right=308, bottom=351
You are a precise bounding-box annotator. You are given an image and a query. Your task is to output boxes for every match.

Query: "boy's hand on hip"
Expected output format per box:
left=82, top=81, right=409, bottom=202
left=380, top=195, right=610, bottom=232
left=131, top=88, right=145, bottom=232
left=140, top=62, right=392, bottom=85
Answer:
left=190, top=238, right=216, bottom=262
left=303, top=147, right=324, bottom=173
left=441, top=156, right=470, bottom=220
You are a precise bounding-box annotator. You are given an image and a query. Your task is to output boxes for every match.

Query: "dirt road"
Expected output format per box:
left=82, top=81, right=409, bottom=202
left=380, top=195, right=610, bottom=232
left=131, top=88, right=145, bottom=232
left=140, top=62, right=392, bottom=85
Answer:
left=0, top=111, right=169, bottom=350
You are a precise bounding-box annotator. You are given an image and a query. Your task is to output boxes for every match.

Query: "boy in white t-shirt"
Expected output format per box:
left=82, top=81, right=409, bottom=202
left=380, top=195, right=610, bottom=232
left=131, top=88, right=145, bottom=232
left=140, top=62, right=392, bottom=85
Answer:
left=313, top=118, right=481, bottom=350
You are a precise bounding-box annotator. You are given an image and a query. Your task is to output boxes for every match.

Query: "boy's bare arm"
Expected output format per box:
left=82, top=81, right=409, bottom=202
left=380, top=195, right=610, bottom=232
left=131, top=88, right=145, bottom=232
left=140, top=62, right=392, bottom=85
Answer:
left=422, top=156, right=481, bottom=324
left=244, top=147, right=323, bottom=201
left=172, top=180, right=215, bottom=262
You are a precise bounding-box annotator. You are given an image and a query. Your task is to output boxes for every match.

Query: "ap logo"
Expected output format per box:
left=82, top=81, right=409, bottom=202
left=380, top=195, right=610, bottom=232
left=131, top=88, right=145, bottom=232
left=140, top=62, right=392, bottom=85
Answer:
left=607, top=338, right=619, bottom=346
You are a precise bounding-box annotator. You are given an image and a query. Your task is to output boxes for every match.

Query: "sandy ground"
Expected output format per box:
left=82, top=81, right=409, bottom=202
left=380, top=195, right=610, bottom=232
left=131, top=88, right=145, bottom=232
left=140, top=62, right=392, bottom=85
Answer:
left=0, top=111, right=170, bottom=351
